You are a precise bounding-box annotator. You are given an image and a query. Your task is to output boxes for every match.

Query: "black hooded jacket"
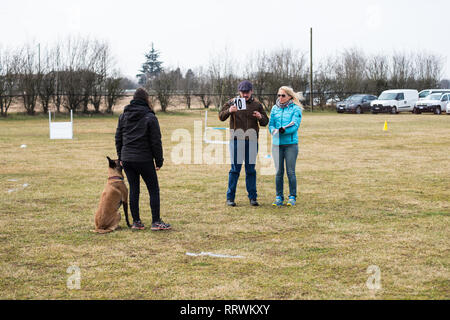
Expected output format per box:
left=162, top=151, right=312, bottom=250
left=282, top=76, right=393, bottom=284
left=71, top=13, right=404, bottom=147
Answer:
left=115, top=99, right=163, bottom=167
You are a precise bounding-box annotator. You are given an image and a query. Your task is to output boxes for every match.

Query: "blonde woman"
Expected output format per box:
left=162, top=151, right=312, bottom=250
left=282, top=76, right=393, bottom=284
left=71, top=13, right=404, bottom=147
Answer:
left=268, top=86, right=303, bottom=206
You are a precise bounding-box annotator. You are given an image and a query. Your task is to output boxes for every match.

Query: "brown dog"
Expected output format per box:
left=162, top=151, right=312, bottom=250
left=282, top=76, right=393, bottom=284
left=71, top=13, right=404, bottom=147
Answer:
left=93, top=157, right=130, bottom=233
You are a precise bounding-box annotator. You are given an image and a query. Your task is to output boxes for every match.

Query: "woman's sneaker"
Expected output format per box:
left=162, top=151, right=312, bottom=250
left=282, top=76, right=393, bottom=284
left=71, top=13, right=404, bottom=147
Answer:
left=272, top=196, right=284, bottom=207
left=151, top=220, right=172, bottom=231
left=131, top=220, right=145, bottom=230
left=287, top=196, right=296, bottom=206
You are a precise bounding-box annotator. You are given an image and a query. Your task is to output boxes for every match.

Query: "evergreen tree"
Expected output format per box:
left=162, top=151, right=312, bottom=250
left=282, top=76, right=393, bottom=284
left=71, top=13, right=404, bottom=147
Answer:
left=137, top=43, right=163, bottom=85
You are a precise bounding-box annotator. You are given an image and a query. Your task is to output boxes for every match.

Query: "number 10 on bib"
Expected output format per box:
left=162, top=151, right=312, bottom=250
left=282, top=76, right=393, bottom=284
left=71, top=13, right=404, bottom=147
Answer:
left=234, top=98, right=246, bottom=110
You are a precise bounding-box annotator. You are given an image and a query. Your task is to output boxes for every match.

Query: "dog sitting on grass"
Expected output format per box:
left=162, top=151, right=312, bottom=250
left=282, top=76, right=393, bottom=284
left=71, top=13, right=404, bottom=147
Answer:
left=93, top=157, right=130, bottom=233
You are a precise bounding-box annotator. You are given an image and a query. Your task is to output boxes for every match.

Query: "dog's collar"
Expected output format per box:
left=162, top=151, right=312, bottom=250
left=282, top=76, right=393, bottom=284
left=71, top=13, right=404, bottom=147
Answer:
left=108, top=176, right=124, bottom=181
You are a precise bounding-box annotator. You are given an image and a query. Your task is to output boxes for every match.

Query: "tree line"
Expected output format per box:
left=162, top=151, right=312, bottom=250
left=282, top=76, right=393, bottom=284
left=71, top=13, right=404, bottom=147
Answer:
left=0, top=37, right=125, bottom=117
left=1, top=38, right=446, bottom=116
left=140, top=46, right=445, bottom=112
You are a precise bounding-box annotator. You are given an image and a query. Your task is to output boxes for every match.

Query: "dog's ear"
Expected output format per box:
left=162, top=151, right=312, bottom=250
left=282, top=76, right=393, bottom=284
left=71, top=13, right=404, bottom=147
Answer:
left=106, top=156, right=116, bottom=168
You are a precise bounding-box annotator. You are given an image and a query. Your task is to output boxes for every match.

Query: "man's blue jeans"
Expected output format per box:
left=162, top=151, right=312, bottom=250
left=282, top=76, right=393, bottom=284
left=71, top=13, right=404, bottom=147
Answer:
left=272, top=144, right=298, bottom=199
left=227, top=139, right=258, bottom=201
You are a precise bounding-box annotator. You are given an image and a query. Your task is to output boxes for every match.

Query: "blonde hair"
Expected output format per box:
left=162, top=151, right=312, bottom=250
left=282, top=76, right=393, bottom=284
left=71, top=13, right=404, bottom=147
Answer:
left=279, top=86, right=304, bottom=110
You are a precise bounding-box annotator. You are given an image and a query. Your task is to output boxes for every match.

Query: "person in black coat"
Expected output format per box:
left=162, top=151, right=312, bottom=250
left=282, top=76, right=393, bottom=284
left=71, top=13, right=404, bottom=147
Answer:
left=115, top=88, right=171, bottom=231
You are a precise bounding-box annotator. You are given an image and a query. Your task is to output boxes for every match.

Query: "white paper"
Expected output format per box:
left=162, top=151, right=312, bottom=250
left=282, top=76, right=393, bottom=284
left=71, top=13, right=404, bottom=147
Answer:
left=234, top=98, right=246, bottom=111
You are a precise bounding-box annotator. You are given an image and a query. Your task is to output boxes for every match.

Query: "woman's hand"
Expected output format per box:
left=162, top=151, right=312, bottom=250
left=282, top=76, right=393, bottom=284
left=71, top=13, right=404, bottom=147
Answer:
left=156, top=167, right=160, bottom=171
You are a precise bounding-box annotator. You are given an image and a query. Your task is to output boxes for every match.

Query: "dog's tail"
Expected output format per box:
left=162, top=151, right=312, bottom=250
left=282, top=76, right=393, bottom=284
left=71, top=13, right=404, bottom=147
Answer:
left=123, top=202, right=131, bottom=228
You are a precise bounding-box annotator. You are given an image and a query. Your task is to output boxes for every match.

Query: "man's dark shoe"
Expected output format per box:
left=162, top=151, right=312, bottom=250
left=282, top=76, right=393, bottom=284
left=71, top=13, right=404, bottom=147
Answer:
left=151, top=220, right=171, bottom=231
left=131, top=220, right=145, bottom=230
left=250, top=199, right=259, bottom=206
left=226, top=200, right=236, bottom=207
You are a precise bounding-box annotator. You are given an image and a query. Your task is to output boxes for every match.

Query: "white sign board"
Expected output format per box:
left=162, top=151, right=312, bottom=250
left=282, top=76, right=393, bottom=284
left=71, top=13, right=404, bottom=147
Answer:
left=49, top=110, right=73, bottom=139
left=234, top=97, right=246, bottom=110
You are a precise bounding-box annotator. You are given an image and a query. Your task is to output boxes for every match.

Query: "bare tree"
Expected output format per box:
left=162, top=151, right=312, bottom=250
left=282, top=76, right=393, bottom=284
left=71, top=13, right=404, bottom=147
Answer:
left=17, top=45, right=41, bottom=115
left=389, top=52, right=414, bottom=89
left=151, top=71, right=175, bottom=112
left=51, top=44, right=64, bottom=113
left=38, top=45, right=56, bottom=114
left=90, top=71, right=104, bottom=113
left=246, top=48, right=308, bottom=110
left=414, top=52, right=443, bottom=89
left=366, top=54, right=389, bottom=95
left=245, top=50, right=272, bottom=109
left=105, top=73, right=124, bottom=114
left=182, top=69, right=196, bottom=108
left=80, top=40, right=110, bottom=113
left=59, top=37, right=91, bottom=111
left=332, top=48, right=367, bottom=95
left=194, top=67, right=213, bottom=108
left=39, top=72, right=56, bottom=114
left=0, top=48, right=19, bottom=117
left=314, top=57, right=336, bottom=108
left=208, top=50, right=238, bottom=109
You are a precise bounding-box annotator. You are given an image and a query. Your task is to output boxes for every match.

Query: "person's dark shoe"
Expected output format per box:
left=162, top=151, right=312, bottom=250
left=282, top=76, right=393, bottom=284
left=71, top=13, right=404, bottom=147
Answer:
left=131, top=220, right=145, bottom=230
left=250, top=199, right=259, bottom=206
left=151, top=220, right=171, bottom=231
left=226, top=200, right=236, bottom=207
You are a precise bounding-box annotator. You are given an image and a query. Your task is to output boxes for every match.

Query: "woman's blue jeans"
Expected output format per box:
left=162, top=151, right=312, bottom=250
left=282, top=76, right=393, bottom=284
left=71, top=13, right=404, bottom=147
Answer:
left=272, top=144, right=298, bottom=199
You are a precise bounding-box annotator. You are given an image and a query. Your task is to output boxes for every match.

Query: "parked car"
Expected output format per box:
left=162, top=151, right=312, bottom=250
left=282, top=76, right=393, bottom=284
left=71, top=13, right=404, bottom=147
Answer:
left=446, top=94, right=450, bottom=114
left=418, top=89, right=450, bottom=100
left=336, top=94, right=377, bottom=113
left=327, top=96, right=341, bottom=107
left=414, top=93, right=449, bottom=114
left=371, top=89, right=419, bottom=114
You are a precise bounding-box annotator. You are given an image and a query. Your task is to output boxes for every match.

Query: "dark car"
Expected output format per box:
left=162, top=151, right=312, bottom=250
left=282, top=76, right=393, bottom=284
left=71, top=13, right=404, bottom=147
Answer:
left=336, top=94, right=377, bottom=114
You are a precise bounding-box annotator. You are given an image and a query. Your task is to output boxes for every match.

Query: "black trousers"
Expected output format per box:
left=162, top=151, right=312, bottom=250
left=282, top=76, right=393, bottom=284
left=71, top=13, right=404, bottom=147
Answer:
left=123, top=161, right=160, bottom=223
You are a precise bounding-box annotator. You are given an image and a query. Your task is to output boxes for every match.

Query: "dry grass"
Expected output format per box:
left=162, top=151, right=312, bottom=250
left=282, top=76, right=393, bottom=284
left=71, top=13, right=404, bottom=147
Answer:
left=0, top=110, right=449, bottom=299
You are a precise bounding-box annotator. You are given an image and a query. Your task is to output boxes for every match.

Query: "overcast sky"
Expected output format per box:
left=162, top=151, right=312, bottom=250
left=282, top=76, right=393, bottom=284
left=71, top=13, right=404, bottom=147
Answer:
left=0, top=0, right=449, bottom=80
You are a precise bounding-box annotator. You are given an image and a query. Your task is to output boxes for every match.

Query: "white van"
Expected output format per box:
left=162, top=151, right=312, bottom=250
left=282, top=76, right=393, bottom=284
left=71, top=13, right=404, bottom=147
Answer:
left=418, top=89, right=450, bottom=100
left=370, top=89, right=419, bottom=114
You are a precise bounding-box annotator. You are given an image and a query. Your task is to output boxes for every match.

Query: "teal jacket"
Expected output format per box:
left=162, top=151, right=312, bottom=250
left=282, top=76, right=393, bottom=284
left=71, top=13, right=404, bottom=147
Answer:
left=268, top=103, right=302, bottom=145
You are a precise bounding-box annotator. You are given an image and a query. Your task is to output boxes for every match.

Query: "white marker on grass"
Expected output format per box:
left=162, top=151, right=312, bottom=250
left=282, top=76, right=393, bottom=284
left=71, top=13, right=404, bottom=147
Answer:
left=186, top=252, right=244, bottom=259
left=7, top=183, right=29, bottom=193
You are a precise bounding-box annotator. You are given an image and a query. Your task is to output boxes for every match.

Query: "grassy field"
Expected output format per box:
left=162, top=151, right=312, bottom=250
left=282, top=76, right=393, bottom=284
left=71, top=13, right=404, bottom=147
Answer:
left=0, top=110, right=449, bottom=299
